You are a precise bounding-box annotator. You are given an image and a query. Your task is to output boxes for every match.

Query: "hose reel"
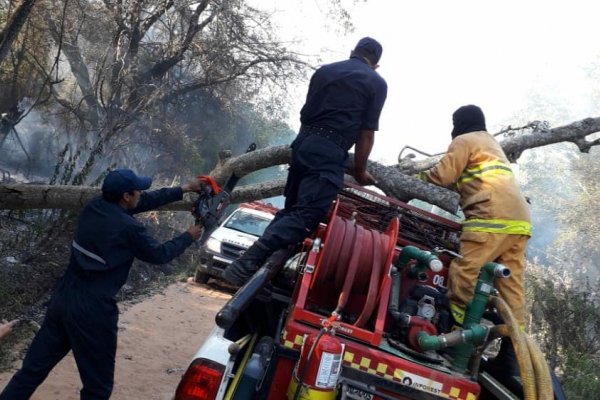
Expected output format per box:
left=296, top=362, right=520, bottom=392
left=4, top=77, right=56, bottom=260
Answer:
left=311, top=213, right=398, bottom=328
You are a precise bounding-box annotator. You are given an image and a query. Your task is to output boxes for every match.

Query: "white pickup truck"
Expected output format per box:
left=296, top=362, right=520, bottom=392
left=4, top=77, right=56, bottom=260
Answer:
left=194, top=202, right=279, bottom=284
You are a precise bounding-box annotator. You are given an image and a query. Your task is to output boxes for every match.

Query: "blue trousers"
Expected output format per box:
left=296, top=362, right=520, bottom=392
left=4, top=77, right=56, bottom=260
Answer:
left=260, top=134, right=346, bottom=250
left=0, top=277, right=118, bottom=400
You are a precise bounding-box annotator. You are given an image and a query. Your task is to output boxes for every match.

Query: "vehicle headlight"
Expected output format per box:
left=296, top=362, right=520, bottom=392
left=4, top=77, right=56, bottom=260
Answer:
left=206, top=238, right=221, bottom=253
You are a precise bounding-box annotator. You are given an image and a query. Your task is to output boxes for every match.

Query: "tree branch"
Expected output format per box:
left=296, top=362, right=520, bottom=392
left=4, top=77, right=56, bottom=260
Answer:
left=397, top=116, right=600, bottom=174
left=0, top=0, right=38, bottom=64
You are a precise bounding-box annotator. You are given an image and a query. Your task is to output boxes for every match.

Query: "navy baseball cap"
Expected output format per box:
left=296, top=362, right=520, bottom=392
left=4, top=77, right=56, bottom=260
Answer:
left=101, top=169, right=152, bottom=195
left=354, top=37, right=383, bottom=64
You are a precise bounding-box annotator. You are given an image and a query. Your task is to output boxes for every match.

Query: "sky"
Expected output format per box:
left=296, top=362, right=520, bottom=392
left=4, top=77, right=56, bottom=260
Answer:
left=253, top=0, right=600, bottom=164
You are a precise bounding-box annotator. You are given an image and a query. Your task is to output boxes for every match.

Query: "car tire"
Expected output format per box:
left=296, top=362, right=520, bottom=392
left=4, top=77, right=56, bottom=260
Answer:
left=194, top=271, right=210, bottom=284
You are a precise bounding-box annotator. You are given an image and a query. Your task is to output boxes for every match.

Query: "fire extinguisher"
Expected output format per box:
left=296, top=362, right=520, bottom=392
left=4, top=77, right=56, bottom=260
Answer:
left=287, top=328, right=344, bottom=400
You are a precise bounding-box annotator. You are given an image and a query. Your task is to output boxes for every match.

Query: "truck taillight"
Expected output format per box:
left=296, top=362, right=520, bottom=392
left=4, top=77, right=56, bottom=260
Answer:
left=174, top=358, right=225, bottom=400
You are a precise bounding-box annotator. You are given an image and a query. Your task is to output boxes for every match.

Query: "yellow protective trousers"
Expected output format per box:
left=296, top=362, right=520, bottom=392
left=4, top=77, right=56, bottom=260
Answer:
left=448, top=231, right=529, bottom=327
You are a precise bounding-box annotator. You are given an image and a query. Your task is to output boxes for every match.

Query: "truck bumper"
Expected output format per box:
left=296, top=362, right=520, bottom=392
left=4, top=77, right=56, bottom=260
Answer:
left=197, top=250, right=233, bottom=279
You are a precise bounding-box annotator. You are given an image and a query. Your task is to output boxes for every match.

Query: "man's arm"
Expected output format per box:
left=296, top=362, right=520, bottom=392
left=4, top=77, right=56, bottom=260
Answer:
left=131, top=177, right=205, bottom=214
left=420, top=137, right=470, bottom=188
left=353, top=129, right=376, bottom=185
left=128, top=222, right=201, bottom=264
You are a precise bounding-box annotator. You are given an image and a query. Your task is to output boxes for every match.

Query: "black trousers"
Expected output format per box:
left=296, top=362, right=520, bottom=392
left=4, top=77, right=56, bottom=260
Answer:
left=0, top=278, right=118, bottom=400
left=260, top=134, right=346, bottom=250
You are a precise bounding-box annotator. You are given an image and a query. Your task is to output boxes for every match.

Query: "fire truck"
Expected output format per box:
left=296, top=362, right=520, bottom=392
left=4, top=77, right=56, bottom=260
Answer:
left=175, top=183, right=565, bottom=400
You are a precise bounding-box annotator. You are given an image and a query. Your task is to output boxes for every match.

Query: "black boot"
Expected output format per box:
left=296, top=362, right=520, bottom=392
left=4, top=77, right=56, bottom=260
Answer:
left=484, top=337, right=523, bottom=398
left=488, top=337, right=520, bottom=377
left=223, top=241, right=272, bottom=286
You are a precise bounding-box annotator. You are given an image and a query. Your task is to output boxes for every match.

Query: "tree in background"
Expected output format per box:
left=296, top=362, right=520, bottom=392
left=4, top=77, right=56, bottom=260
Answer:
left=546, top=54, right=600, bottom=279
left=0, top=0, right=52, bottom=156
left=0, top=0, right=348, bottom=349
left=504, top=53, right=600, bottom=280
left=513, top=53, right=600, bottom=399
left=0, top=0, right=37, bottom=63
left=0, top=0, right=320, bottom=183
left=527, top=263, right=600, bottom=399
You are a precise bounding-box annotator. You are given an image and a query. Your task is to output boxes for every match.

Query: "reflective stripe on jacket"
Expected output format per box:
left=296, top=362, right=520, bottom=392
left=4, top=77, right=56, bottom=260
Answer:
left=420, top=131, right=531, bottom=234
left=457, top=160, right=514, bottom=187
left=462, top=218, right=532, bottom=236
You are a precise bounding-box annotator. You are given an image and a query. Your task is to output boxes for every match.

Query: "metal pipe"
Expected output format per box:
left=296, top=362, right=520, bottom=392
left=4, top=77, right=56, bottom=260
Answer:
left=417, top=324, right=489, bottom=351
left=216, top=249, right=292, bottom=330
left=388, top=266, right=401, bottom=322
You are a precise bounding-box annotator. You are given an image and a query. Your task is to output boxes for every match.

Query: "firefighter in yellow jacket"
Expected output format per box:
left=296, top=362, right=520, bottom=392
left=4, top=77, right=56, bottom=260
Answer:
left=419, top=105, right=531, bottom=332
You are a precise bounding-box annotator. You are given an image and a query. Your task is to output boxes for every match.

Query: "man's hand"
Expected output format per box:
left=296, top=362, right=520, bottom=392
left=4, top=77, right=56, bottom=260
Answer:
left=187, top=225, right=203, bottom=241
left=182, top=177, right=206, bottom=193
left=354, top=170, right=376, bottom=186
left=0, top=319, right=18, bottom=341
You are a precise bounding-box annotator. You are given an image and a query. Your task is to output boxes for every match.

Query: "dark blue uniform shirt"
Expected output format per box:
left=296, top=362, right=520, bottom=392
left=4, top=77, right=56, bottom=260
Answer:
left=257, top=57, right=387, bottom=252
left=65, top=187, right=193, bottom=298
left=300, top=56, right=387, bottom=143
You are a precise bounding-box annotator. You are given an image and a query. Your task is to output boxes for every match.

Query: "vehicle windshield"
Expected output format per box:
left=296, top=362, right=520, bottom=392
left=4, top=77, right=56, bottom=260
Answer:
left=224, top=211, right=272, bottom=236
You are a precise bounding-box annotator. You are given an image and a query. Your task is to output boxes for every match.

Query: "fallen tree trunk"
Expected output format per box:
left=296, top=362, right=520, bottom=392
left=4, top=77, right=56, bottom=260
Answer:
left=0, top=180, right=287, bottom=212
left=0, top=173, right=459, bottom=213
left=208, top=147, right=460, bottom=213
left=1, top=116, right=599, bottom=214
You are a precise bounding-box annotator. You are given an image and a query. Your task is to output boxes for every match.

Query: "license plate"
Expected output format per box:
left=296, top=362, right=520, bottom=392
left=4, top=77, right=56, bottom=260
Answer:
left=346, top=385, right=374, bottom=400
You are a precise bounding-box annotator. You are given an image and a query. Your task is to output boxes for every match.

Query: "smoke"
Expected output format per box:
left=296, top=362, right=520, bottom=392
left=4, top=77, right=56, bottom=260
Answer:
left=519, top=145, right=582, bottom=271
left=0, top=106, right=57, bottom=182
left=0, top=91, right=296, bottom=188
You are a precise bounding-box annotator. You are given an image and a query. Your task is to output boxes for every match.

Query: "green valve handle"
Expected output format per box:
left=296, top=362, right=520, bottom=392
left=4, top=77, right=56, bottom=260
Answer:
left=395, top=245, right=443, bottom=273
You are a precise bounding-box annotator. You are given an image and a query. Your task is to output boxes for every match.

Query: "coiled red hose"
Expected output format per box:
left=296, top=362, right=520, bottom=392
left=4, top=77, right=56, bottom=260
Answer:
left=313, top=214, right=393, bottom=327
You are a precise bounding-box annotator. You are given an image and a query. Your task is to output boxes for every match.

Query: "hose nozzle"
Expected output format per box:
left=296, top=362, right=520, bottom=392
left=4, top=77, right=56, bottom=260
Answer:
left=492, top=264, right=511, bottom=278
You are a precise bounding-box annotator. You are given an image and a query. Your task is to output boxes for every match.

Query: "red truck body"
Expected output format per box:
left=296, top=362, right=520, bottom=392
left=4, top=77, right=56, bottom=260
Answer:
left=175, top=183, right=561, bottom=400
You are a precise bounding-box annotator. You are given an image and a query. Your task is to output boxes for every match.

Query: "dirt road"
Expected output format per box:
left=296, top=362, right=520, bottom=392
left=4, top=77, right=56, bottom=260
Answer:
left=0, top=281, right=230, bottom=400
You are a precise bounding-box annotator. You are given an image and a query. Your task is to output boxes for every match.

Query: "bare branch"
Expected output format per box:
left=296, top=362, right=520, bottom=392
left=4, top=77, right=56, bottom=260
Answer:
left=143, top=0, right=213, bottom=82
left=397, top=116, right=600, bottom=174
left=139, top=0, right=175, bottom=39
left=0, top=0, right=38, bottom=64
left=500, top=117, right=600, bottom=162
left=163, top=57, right=309, bottom=101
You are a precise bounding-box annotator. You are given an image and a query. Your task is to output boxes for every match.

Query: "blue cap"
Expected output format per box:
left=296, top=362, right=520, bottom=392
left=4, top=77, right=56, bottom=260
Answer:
left=102, top=169, right=152, bottom=195
left=354, top=37, right=383, bottom=64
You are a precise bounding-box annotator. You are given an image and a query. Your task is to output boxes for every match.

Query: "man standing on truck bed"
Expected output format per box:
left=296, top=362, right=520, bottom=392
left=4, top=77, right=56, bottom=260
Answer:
left=418, top=105, right=531, bottom=379
left=0, top=169, right=204, bottom=400
left=224, top=37, right=388, bottom=286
